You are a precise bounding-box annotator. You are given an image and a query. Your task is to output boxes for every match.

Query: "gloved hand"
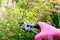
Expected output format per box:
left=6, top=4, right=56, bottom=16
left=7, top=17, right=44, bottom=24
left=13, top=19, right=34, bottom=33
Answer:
left=35, top=22, right=60, bottom=40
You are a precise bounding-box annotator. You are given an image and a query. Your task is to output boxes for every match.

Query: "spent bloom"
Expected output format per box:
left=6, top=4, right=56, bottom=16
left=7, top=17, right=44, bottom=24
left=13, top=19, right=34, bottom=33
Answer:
left=2, top=36, right=6, bottom=40
left=28, top=2, right=35, bottom=6
left=6, top=28, right=10, bottom=31
left=46, top=11, right=52, bottom=14
left=8, top=32, right=14, bottom=37
left=0, top=25, right=3, bottom=30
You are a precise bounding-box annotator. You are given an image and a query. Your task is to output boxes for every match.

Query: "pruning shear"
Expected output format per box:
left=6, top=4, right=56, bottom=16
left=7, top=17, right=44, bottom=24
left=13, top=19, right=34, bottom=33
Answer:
left=18, top=19, right=39, bottom=35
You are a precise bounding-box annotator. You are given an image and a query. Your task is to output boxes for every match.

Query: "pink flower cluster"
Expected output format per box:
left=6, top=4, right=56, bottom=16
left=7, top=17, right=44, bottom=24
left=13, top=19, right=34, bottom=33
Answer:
left=34, top=18, right=39, bottom=21
left=47, top=21, right=51, bottom=25
left=38, top=13, right=43, bottom=17
left=28, top=0, right=41, bottom=6
left=55, top=6, right=60, bottom=8
left=34, top=13, right=43, bottom=21
left=36, top=0, right=40, bottom=2
left=28, top=2, right=35, bottom=6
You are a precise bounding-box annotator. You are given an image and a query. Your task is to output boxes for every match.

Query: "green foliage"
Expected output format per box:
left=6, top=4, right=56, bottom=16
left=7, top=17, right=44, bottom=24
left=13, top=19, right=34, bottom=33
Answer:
left=0, top=0, right=60, bottom=40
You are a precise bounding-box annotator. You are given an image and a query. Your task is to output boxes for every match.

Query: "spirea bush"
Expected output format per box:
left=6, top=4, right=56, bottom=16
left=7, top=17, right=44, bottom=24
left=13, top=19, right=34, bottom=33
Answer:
left=0, top=0, right=60, bottom=40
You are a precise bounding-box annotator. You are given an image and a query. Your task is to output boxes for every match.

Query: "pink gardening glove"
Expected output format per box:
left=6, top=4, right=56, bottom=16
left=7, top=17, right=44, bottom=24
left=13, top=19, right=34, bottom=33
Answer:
left=35, top=22, right=60, bottom=40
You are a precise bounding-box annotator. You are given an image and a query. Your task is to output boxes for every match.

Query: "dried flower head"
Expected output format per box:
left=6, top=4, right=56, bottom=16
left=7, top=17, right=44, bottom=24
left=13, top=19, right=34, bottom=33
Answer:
left=8, top=32, right=14, bottom=37
left=46, top=11, right=52, bottom=14
left=2, top=36, right=6, bottom=40
left=0, top=25, right=3, bottom=30
left=11, top=28, right=16, bottom=32
left=6, top=27, right=10, bottom=31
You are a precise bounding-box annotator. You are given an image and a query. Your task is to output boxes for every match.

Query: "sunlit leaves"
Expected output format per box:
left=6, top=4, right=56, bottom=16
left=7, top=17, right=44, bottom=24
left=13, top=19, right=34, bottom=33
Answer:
left=0, top=0, right=60, bottom=40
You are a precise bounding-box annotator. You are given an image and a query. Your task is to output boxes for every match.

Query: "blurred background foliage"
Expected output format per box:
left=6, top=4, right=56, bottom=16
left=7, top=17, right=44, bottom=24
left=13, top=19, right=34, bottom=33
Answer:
left=0, top=0, right=60, bottom=40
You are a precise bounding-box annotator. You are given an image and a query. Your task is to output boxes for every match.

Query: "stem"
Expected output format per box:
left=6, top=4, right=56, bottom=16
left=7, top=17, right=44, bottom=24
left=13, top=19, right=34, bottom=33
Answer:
left=29, top=29, right=38, bottom=35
